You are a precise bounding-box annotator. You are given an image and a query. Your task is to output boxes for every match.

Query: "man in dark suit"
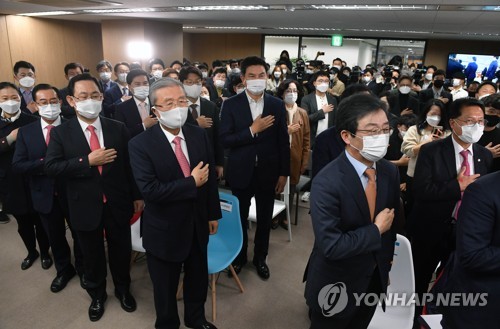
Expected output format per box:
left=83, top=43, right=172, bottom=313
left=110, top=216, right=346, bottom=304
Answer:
left=311, top=126, right=343, bottom=179
left=411, top=98, right=492, bottom=326
left=13, top=60, right=39, bottom=115
left=45, top=74, right=143, bottom=322
left=12, top=83, right=84, bottom=292
left=180, top=66, right=224, bottom=179
left=220, top=56, right=290, bottom=279
left=305, top=94, right=399, bottom=329
left=96, top=60, right=117, bottom=93
left=0, top=81, right=51, bottom=265
left=464, top=56, right=478, bottom=83
left=386, top=75, right=420, bottom=119
left=129, top=78, right=221, bottom=329
left=301, top=71, right=338, bottom=148
left=114, top=69, right=158, bottom=138
left=206, top=67, right=230, bottom=108
left=361, top=68, right=383, bottom=96
left=102, top=62, right=131, bottom=118
left=440, top=171, right=500, bottom=329
left=59, top=62, right=84, bottom=119
left=419, top=69, right=452, bottom=113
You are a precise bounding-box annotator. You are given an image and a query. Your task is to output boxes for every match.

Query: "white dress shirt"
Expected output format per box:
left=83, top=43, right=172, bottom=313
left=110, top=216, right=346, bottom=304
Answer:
left=160, top=125, right=190, bottom=164
left=315, top=93, right=329, bottom=136
left=345, top=150, right=377, bottom=190
left=451, top=135, right=475, bottom=175
left=246, top=91, right=264, bottom=137
left=41, top=116, right=61, bottom=141
left=77, top=117, right=104, bottom=149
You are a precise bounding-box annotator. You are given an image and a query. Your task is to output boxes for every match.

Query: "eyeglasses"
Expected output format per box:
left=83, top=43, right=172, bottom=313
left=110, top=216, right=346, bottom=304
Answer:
left=154, top=98, right=189, bottom=110
left=183, top=80, right=202, bottom=86
left=454, top=118, right=486, bottom=127
left=37, top=99, right=60, bottom=106
left=356, top=128, right=393, bottom=136
left=316, top=79, right=330, bottom=84
left=72, top=94, right=102, bottom=101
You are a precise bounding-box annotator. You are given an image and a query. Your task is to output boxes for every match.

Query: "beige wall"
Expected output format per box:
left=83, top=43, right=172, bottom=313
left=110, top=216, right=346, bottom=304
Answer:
left=101, top=19, right=183, bottom=73
left=424, top=39, right=500, bottom=69
left=184, top=33, right=263, bottom=66
left=0, top=15, right=102, bottom=88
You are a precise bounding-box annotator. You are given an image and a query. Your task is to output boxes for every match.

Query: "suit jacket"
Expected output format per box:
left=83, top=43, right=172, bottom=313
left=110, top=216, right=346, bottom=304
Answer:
left=365, top=80, right=383, bottom=96
left=12, top=118, right=68, bottom=215
left=114, top=97, right=152, bottom=138
left=411, top=136, right=492, bottom=236
left=103, top=83, right=126, bottom=118
left=311, top=125, right=344, bottom=179
left=44, top=117, right=141, bottom=231
left=464, top=62, right=478, bottom=81
left=99, top=79, right=117, bottom=94
left=300, top=92, right=338, bottom=148
left=128, top=123, right=222, bottom=262
left=418, top=87, right=452, bottom=114
left=288, top=106, right=310, bottom=185
left=441, top=171, right=500, bottom=328
left=18, top=89, right=39, bottom=116
left=220, top=92, right=290, bottom=190
left=206, top=78, right=229, bottom=109
left=305, top=151, right=400, bottom=318
left=185, top=98, right=224, bottom=167
left=58, top=87, right=76, bottom=119
left=0, top=111, right=38, bottom=214
left=387, top=89, right=420, bottom=117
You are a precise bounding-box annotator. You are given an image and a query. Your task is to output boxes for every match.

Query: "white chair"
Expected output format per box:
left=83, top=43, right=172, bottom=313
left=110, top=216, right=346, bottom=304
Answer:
left=368, top=234, right=415, bottom=329
left=419, top=314, right=443, bottom=329
left=247, top=177, right=292, bottom=241
left=130, top=215, right=145, bottom=264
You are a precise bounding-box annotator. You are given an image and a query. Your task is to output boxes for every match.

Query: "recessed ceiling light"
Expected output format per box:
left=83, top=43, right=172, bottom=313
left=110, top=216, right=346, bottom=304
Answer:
left=18, top=11, right=74, bottom=16
left=83, top=8, right=155, bottom=13
left=310, top=5, right=437, bottom=10
left=178, top=5, right=268, bottom=11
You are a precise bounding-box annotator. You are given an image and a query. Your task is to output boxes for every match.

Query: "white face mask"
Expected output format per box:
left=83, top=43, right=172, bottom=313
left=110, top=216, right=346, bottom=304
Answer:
left=133, top=86, right=149, bottom=100
left=246, top=79, right=267, bottom=95
left=274, top=72, right=282, bottom=79
left=231, top=68, right=241, bottom=75
left=399, top=129, right=407, bottom=138
left=118, top=73, right=128, bottom=83
left=183, top=84, right=202, bottom=99
left=38, top=103, right=61, bottom=120
left=99, top=72, right=112, bottom=82
left=75, top=99, right=102, bottom=119
left=316, top=83, right=329, bottom=93
left=214, top=79, right=225, bottom=89
left=306, top=69, right=314, bottom=75
left=426, top=115, right=441, bottom=127
left=330, top=74, right=336, bottom=81
left=19, top=76, right=35, bottom=88
left=362, top=76, right=371, bottom=83
left=284, top=92, right=298, bottom=105
left=351, top=133, right=390, bottom=162
left=425, top=73, right=433, bottom=81
left=452, top=79, right=461, bottom=87
left=236, top=88, right=246, bottom=95
left=456, top=122, right=484, bottom=144
left=156, top=107, right=188, bottom=129
left=399, top=86, right=411, bottom=94
left=202, top=71, right=208, bottom=79
left=333, top=65, right=342, bottom=70
left=0, top=100, right=21, bottom=114
left=282, top=69, right=288, bottom=75
left=200, top=94, right=210, bottom=101
left=152, top=70, right=163, bottom=79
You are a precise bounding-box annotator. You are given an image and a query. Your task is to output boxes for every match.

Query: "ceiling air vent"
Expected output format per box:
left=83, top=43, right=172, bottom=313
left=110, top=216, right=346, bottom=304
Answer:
left=15, top=0, right=122, bottom=8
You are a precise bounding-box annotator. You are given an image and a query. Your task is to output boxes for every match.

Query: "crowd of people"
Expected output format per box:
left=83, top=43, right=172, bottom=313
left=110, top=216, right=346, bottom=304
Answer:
left=1, top=50, right=499, bottom=329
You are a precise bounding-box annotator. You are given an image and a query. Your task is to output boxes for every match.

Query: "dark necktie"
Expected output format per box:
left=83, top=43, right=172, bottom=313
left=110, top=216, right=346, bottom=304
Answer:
left=190, top=104, right=198, bottom=119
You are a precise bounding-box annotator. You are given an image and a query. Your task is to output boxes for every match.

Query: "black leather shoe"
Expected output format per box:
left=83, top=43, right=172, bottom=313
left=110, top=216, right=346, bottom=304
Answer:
left=79, top=273, right=87, bottom=290
left=253, top=259, right=270, bottom=280
left=41, top=255, right=53, bottom=270
left=191, top=322, right=218, bottom=329
left=21, top=252, right=39, bottom=270
left=0, top=212, right=10, bottom=224
left=115, top=290, right=137, bottom=312
left=228, top=260, right=246, bottom=277
left=51, top=267, right=76, bottom=293
left=89, top=294, right=107, bottom=322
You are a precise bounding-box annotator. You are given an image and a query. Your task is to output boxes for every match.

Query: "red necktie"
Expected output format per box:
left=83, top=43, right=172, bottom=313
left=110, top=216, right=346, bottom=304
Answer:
left=453, top=150, right=470, bottom=219
left=45, top=125, right=53, bottom=146
left=87, top=125, right=106, bottom=202
left=172, top=136, right=191, bottom=177
left=364, top=168, right=377, bottom=222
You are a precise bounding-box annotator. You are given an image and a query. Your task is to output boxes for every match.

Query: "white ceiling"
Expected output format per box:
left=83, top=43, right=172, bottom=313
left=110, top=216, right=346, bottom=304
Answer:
left=1, top=0, right=500, bottom=40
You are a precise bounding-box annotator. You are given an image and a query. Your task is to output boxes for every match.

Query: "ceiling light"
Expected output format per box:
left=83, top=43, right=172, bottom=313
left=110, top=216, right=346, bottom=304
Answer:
left=310, top=5, right=436, bottom=10
left=18, top=11, right=74, bottom=16
left=84, top=8, right=155, bottom=13
left=178, top=5, right=268, bottom=11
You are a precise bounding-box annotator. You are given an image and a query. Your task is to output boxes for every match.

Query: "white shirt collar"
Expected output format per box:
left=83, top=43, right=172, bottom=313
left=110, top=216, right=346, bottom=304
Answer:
left=134, top=96, right=149, bottom=107
left=245, top=90, right=264, bottom=104
left=41, top=116, right=61, bottom=130
left=1, top=110, right=21, bottom=122
left=77, top=116, right=102, bottom=133
left=160, top=125, right=186, bottom=145
left=188, top=98, right=201, bottom=108
left=345, top=149, right=377, bottom=180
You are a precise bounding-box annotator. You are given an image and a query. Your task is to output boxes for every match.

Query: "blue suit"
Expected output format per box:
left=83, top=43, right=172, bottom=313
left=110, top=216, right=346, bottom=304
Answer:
left=103, top=83, right=126, bottom=118
left=12, top=118, right=84, bottom=276
left=220, top=91, right=289, bottom=263
left=464, top=61, right=478, bottom=81
left=305, top=151, right=400, bottom=327
left=440, top=171, right=500, bottom=329
left=485, top=59, right=499, bottom=80
left=114, top=98, right=152, bottom=138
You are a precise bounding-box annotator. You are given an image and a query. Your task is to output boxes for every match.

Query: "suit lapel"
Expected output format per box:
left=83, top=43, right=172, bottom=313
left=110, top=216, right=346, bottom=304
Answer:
left=237, top=92, right=254, bottom=126
left=339, top=153, right=371, bottom=222
left=34, top=119, right=47, bottom=153
left=100, top=118, right=115, bottom=175
left=152, top=124, right=185, bottom=178
left=472, top=143, right=487, bottom=175
left=182, top=125, right=201, bottom=171
left=442, top=136, right=458, bottom=178
left=69, top=118, right=92, bottom=154
left=375, top=162, right=389, bottom=217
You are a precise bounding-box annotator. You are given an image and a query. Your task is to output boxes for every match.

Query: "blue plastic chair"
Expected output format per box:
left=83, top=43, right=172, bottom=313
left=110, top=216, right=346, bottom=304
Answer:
left=207, top=192, right=245, bottom=321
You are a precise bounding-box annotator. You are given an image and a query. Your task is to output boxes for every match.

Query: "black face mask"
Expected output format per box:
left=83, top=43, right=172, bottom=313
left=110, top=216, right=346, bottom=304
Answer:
left=468, top=91, right=477, bottom=98
left=433, top=80, right=444, bottom=88
left=485, top=114, right=500, bottom=127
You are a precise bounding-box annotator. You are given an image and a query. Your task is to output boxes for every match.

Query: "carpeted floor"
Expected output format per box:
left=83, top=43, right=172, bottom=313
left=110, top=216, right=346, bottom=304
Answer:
left=0, top=200, right=314, bottom=329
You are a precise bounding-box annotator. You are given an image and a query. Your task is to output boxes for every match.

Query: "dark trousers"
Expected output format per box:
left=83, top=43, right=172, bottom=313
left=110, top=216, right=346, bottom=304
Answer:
left=76, top=204, right=131, bottom=300
left=39, top=197, right=84, bottom=277
left=147, top=237, right=208, bottom=329
left=309, top=269, right=381, bottom=329
left=232, top=166, right=275, bottom=264
left=15, top=212, right=50, bottom=257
